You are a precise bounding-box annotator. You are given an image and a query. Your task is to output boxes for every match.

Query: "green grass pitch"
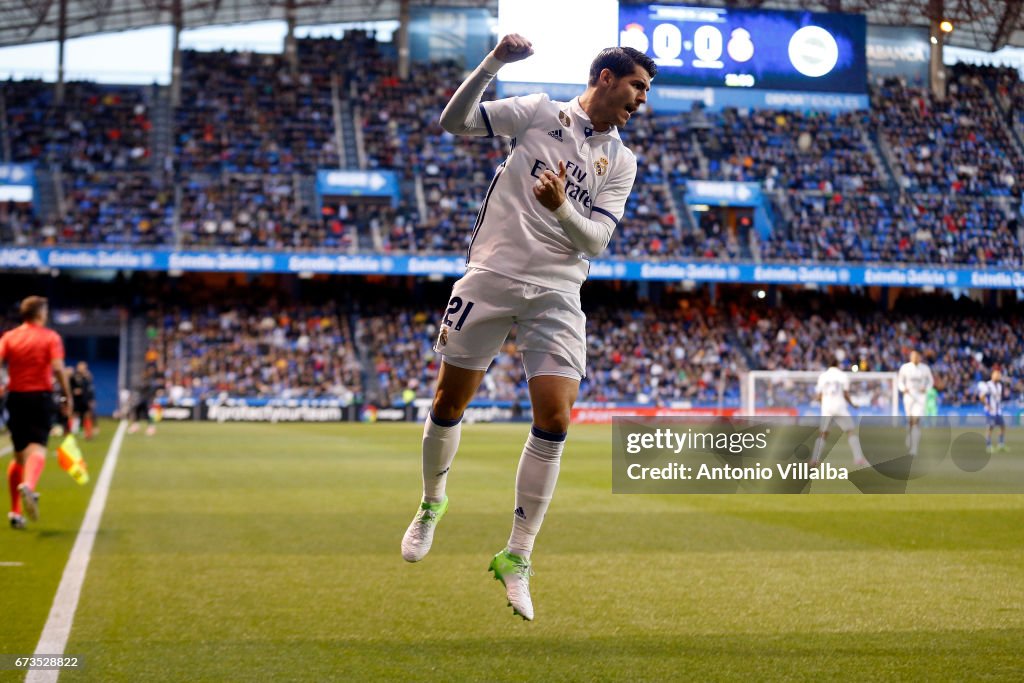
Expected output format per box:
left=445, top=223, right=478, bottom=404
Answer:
left=1, top=420, right=1023, bottom=681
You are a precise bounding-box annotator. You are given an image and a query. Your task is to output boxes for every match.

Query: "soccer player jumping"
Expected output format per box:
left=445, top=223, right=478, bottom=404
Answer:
left=401, top=34, right=655, bottom=620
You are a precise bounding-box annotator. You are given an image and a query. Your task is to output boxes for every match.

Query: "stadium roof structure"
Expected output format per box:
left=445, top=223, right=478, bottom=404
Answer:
left=0, top=0, right=1020, bottom=53
left=0, top=0, right=494, bottom=48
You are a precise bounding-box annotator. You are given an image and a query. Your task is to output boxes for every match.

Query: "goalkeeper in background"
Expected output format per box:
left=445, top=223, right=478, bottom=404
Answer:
left=925, top=385, right=939, bottom=417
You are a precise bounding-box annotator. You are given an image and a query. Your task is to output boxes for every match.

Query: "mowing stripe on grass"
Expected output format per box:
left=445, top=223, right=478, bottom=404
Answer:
left=26, top=420, right=127, bottom=683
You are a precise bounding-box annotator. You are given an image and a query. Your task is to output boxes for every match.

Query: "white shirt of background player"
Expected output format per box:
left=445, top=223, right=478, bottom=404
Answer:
left=896, top=350, right=933, bottom=455
left=811, top=366, right=867, bottom=467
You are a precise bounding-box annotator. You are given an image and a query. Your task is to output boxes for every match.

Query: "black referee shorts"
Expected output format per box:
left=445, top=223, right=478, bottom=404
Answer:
left=133, top=399, right=150, bottom=422
left=5, top=391, right=55, bottom=452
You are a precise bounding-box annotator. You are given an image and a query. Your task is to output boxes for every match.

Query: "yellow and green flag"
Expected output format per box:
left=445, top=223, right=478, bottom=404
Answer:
left=57, top=433, right=90, bottom=485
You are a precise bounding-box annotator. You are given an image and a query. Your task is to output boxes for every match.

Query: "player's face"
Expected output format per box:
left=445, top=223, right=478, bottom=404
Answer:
left=602, top=64, right=651, bottom=127
left=910, top=351, right=921, bottom=364
left=992, top=370, right=1002, bottom=382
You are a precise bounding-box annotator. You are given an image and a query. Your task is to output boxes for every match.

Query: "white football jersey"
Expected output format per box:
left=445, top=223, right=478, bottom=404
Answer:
left=470, top=94, right=637, bottom=292
left=815, top=366, right=847, bottom=413
left=979, top=380, right=1004, bottom=416
left=897, top=362, right=933, bottom=397
left=817, top=367, right=849, bottom=402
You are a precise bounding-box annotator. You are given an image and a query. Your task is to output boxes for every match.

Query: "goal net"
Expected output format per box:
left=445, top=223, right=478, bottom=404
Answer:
left=741, top=370, right=899, bottom=417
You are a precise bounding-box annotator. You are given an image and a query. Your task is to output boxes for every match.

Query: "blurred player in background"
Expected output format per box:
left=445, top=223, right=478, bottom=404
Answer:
left=811, top=365, right=868, bottom=467
left=128, top=371, right=161, bottom=436
left=0, top=297, right=72, bottom=529
left=400, top=34, right=656, bottom=620
left=897, top=350, right=934, bottom=457
left=70, top=361, right=97, bottom=440
left=925, top=384, right=939, bottom=417
left=53, top=367, right=74, bottom=435
left=978, top=368, right=1008, bottom=453
left=116, top=387, right=133, bottom=420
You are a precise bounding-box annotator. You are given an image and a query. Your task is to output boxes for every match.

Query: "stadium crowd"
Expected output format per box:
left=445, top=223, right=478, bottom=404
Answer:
left=734, top=292, right=1024, bottom=408
left=696, top=108, right=885, bottom=193
left=174, top=49, right=336, bottom=175
left=146, top=303, right=363, bottom=402
left=873, top=68, right=1023, bottom=197
left=58, top=172, right=176, bottom=245
left=3, top=80, right=152, bottom=172
left=765, top=192, right=1022, bottom=265
left=4, top=34, right=1024, bottom=263
left=177, top=174, right=318, bottom=249
left=0, top=200, right=39, bottom=245
left=135, top=292, right=1021, bottom=411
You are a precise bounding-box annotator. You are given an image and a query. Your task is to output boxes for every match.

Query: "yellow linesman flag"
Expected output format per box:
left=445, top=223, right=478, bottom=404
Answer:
left=57, top=433, right=90, bottom=485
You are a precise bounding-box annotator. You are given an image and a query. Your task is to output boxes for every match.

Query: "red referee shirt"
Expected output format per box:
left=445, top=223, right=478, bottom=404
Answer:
left=0, top=323, right=64, bottom=392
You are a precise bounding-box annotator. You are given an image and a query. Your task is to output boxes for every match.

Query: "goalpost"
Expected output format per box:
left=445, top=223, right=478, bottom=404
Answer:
left=741, top=370, right=900, bottom=417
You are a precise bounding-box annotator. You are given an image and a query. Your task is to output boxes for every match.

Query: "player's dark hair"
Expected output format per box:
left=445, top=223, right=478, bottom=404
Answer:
left=20, top=295, right=48, bottom=322
left=588, top=47, right=657, bottom=86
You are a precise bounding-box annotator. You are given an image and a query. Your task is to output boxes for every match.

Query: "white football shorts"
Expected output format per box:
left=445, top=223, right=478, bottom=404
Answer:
left=433, top=267, right=586, bottom=380
left=903, top=394, right=926, bottom=418
left=819, top=401, right=855, bottom=433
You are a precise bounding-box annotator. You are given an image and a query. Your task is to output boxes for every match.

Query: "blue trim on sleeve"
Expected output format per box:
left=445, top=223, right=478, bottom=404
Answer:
left=479, top=104, right=494, bottom=138
left=592, top=206, right=620, bottom=226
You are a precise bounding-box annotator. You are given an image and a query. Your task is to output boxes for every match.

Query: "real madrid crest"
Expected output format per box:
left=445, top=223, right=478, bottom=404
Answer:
left=558, top=110, right=571, bottom=128
left=594, top=156, right=609, bottom=176
left=438, top=327, right=449, bottom=347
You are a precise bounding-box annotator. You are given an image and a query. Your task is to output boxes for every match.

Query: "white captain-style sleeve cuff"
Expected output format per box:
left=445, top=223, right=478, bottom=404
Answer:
left=481, top=54, right=506, bottom=75
left=552, top=200, right=616, bottom=258
left=439, top=53, right=505, bottom=136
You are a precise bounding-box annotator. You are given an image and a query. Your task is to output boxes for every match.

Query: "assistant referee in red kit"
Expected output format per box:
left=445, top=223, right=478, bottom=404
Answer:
left=0, top=296, right=72, bottom=529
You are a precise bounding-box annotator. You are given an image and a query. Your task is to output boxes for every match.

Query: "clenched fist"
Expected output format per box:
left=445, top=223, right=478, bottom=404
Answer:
left=493, top=34, right=534, bottom=63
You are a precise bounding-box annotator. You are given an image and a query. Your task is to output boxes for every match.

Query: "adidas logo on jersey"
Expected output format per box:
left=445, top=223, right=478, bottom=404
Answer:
left=547, top=129, right=564, bottom=142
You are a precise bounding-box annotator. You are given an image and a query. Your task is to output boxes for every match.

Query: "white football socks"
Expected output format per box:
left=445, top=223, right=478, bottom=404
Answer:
left=909, top=424, right=922, bottom=456
left=848, top=433, right=866, bottom=464
left=421, top=412, right=462, bottom=503
left=507, top=426, right=565, bottom=561
left=811, top=431, right=828, bottom=464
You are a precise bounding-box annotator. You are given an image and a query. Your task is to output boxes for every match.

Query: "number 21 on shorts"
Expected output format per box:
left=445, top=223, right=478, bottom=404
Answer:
left=443, top=296, right=475, bottom=331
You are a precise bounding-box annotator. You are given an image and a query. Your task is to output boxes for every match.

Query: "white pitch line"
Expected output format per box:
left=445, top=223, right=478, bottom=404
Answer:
left=0, top=445, right=12, bottom=457
left=26, top=420, right=128, bottom=683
